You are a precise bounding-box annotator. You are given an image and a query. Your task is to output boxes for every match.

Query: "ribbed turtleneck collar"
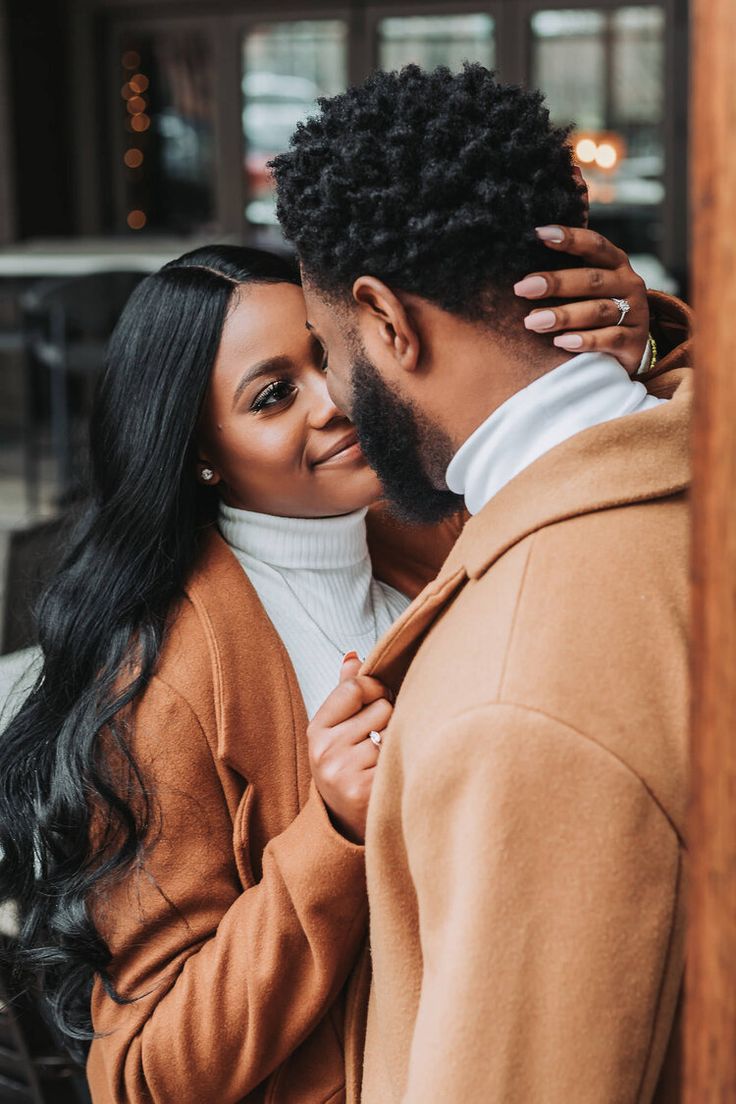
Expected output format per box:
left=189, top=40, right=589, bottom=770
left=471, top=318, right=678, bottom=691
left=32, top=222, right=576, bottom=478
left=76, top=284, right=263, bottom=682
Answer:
left=218, top=503, right=370, bottom=570
left=446, top=352, right=665, bottom=516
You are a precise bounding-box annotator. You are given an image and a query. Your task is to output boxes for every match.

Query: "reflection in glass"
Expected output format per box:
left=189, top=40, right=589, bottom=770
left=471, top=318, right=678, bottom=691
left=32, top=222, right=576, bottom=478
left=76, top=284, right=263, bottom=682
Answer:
left=531, top=6, right=666, bottom=269
left=378, top=14, right=495, bottom=72
left=242, top=21, right=347, bottom=231
left=119, top=31, right=215, bottom=234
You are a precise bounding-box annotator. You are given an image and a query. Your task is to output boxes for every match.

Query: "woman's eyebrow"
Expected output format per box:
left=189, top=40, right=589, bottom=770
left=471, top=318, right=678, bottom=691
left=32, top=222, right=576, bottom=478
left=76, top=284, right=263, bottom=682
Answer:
left=232, top=356, right=292, bottom=409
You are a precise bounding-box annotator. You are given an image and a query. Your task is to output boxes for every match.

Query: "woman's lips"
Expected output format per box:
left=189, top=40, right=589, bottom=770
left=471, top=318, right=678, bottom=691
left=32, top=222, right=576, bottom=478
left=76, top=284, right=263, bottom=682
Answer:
left=313, top=432, right=364, bottom=467
left=314, top=439, right=365, bottom=467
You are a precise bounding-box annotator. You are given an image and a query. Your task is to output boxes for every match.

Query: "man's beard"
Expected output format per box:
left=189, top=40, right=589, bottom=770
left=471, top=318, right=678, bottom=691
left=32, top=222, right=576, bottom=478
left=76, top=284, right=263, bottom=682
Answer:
left=349, top=350, right=463, bottom=524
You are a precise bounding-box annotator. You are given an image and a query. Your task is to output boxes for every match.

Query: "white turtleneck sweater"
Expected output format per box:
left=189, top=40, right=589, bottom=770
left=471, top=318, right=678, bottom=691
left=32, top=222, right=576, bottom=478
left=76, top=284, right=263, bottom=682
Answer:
left=446, top=352, right=666, bottom=516
left=219, top=504, right=410, bottom=719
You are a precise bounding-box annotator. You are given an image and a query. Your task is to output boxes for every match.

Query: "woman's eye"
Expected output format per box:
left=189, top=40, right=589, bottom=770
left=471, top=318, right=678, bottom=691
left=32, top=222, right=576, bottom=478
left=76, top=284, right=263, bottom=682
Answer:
left=251, top=380, right=296, bottom=412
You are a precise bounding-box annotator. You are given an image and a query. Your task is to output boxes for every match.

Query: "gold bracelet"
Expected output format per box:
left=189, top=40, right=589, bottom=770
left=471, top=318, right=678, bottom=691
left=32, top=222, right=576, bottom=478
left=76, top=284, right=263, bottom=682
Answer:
left=647, top=333, right=658, bottom=373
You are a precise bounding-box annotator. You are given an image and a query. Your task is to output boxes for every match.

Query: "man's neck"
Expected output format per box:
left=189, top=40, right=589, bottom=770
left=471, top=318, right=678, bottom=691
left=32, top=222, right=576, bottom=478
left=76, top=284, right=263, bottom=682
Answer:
left=436, top=332, right=575, bottom=456
left=445, top=352, right=666, bottom=515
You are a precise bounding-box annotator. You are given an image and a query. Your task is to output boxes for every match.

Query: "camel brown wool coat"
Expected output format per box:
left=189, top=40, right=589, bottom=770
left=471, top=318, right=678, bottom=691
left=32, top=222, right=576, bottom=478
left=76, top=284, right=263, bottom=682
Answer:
left=85, top=508, right=462, bottom=1104
left=356, top=365, right=692, bottom=1104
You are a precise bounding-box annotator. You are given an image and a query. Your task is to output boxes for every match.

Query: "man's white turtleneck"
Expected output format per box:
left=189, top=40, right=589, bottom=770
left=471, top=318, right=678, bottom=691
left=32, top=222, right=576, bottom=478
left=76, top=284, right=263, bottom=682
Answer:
left=446, top=352, right=666, bottom=516
left=219, top=504, right=409, bottom=718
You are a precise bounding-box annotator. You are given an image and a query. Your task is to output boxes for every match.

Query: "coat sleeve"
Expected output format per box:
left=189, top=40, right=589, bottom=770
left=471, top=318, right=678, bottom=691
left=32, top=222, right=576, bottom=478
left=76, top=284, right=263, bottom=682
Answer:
left=398, top=702, right=683, bottom=1104
left=88, top=676, right=367, bottom=1104
left=646, top=290, right=693, bottom=375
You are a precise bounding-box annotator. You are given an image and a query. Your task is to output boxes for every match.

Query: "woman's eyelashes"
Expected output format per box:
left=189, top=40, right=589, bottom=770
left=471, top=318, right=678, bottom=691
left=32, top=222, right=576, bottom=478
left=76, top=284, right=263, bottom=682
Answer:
left=250, top=378, right=297, bottom=413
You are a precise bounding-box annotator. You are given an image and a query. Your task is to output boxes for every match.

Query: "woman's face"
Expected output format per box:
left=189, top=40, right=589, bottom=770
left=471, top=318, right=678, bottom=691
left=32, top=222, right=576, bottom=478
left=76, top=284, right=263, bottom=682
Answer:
left=197, top=281, right=383, bottom=518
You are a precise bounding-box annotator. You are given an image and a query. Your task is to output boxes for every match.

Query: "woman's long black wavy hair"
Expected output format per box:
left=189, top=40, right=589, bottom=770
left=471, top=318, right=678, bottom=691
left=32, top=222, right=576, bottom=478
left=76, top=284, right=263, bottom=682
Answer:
left=0, top=244, right=300, bottom=1056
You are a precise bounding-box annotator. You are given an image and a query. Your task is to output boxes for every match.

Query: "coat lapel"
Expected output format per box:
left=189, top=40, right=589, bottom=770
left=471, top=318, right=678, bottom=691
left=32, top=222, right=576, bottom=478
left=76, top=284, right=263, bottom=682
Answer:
left=185, top=532, right=311, bottom=810
left=362, top=557, right=469, bottom=693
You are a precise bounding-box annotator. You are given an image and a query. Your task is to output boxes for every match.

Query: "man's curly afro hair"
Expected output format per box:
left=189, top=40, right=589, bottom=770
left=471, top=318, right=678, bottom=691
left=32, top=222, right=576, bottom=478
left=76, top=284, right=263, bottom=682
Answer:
left=271, top=63, right=587, bottom=322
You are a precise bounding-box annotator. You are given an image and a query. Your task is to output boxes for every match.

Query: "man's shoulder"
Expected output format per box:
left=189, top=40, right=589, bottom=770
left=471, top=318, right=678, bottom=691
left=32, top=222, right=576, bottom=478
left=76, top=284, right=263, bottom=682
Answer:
left=413, top=489, right=690, bottom=831
left=474, top=483, right=688, bottom=611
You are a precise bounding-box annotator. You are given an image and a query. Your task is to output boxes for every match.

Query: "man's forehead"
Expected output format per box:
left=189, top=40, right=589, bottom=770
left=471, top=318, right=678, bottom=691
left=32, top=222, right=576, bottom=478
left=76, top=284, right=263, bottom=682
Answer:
left=302, top=287, right=335, bottom=334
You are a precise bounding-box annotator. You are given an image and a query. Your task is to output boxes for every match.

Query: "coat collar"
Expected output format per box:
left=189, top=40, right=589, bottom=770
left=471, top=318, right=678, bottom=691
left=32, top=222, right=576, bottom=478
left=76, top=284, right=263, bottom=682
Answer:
left=364, top=368, right=692, bottom=692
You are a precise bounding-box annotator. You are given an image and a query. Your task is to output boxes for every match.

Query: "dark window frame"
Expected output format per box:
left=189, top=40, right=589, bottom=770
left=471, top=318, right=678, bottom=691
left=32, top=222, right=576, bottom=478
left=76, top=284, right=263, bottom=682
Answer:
left=73, top=0, right=686, bottom=288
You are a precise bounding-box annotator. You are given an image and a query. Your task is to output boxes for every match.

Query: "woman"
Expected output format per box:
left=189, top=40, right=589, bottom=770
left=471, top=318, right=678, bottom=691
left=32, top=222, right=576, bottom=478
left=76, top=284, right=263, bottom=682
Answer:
left=0, top=242, right=688, bottom=1104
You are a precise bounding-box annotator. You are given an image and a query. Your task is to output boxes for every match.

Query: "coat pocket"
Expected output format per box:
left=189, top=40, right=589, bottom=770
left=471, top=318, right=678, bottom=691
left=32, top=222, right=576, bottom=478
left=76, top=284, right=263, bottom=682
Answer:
left=232, top=784, right=257, bottom=889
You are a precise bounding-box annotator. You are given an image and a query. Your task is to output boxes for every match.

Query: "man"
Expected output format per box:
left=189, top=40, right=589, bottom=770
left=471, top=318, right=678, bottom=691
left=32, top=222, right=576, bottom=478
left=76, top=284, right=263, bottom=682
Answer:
left=272, top=65, right=689, bottom=1103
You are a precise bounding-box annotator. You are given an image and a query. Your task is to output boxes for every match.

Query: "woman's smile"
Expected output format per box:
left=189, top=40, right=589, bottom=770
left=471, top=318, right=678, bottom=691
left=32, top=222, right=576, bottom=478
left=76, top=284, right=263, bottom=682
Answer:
left=311, top=429, right=364, bottom=468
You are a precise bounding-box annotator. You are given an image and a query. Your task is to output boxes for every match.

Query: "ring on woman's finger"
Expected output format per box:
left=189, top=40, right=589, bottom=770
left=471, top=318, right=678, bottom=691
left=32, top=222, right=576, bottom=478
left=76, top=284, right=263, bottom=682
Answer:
left=369, top=730, right=383, bottom=748
left=611, top=297, right=631, bottom=326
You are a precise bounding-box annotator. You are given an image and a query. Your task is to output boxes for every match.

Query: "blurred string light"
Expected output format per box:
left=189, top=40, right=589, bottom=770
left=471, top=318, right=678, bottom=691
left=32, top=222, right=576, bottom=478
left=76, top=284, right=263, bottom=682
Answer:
left=129, top=73, right=149, bottom=94
left=121, top=50, right=150, bottom=231
left=127, top=210, right=147, bottom=230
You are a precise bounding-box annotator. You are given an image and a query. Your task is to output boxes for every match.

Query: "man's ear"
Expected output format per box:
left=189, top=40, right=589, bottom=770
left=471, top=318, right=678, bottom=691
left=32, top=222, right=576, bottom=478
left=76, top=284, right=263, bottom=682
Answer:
left=352, top=276, right=420, bottom=373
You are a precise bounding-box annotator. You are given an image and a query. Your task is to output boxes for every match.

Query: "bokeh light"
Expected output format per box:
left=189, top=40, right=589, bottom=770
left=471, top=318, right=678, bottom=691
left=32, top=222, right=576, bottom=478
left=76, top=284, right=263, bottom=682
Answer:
left=575, top=138, right=598, bottom=164
left=595, top=143, right=618, bottom=170
left=127, top=210, right=147, bottom=230
left=129, top=74, right=149, bottom=94
left=123, top=148, right=144, bottom=169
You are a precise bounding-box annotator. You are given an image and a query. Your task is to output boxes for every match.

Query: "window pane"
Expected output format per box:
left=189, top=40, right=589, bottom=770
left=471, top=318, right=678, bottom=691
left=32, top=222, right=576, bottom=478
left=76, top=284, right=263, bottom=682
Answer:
left=531, top=6, right=667, bottom=278
left=118, top=31, right=216, bottom=234
left=612, top=7, right=665, bottom=125
left=378, top=14, right=495, bottom=71
left=530, top=10, right=606, bottom=130
left=243, top=20, right=348, bottom=232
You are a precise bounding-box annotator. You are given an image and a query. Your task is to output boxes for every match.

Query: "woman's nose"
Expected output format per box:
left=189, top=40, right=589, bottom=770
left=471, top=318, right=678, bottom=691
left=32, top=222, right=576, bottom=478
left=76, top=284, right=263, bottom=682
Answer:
left=309, top=374, right=344, bottom=429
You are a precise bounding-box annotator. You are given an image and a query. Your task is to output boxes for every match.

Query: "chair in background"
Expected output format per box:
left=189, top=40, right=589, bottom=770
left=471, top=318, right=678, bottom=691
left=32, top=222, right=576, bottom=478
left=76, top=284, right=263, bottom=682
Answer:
left=21, top=271, right=147, bottom=505
left=0, top=510, right=70, bottom=656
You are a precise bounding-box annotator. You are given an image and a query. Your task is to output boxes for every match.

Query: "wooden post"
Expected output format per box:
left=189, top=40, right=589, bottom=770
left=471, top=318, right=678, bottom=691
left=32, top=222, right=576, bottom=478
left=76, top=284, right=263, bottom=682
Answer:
left=686, top=0, right=736, bottom=1099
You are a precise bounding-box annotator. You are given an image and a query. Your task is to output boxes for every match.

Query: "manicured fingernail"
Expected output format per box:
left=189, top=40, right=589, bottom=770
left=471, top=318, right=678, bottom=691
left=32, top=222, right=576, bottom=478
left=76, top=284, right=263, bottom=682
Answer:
left=514, top=275, right=548, bottom=298
left=536, top=225, right=565, bottom=243
left=342, top=651, right=359, bottom=663
left=524, top=309, right=556, bottom=332
left=554, top=334, right=584, bottom=350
